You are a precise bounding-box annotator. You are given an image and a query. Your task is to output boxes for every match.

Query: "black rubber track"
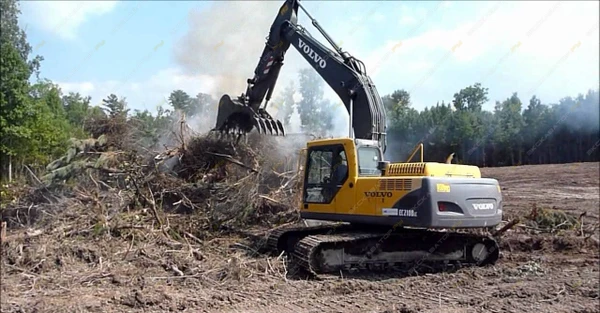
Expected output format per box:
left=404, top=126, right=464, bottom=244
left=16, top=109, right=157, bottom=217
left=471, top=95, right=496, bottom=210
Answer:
left=266, top=225, right=500, bottom=275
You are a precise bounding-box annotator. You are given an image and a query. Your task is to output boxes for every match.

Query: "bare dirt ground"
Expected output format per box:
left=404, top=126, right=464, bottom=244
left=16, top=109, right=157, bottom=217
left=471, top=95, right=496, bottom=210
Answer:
left=2, top=162, right=599, bottom=313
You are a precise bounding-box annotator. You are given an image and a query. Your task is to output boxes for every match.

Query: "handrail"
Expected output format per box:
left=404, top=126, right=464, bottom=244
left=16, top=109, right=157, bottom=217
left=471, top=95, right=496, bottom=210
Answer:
left=405, top=143, right=424, bottom=163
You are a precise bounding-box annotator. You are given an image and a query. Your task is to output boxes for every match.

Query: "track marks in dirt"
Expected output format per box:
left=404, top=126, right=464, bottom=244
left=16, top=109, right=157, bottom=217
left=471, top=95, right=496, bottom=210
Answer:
left=219, top=263, right=598, bottom=313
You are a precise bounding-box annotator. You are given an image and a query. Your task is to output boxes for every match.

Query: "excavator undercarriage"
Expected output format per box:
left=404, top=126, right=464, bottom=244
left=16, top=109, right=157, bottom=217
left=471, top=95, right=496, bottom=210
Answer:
left=265, top=223, right=499, bottom=275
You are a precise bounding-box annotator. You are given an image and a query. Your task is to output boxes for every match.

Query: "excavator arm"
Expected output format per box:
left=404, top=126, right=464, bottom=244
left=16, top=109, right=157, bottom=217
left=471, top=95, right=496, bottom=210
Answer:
left=213, top=0, right=387, bottom=152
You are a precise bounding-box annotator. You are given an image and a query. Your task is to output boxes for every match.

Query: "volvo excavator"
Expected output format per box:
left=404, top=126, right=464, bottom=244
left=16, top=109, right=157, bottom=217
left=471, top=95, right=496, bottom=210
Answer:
left=213, top=0, right=503, bottom=275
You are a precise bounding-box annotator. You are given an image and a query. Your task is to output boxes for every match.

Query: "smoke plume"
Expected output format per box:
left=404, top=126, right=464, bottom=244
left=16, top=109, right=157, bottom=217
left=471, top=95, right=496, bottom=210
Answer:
left=173, top=1, right=305, bottom=104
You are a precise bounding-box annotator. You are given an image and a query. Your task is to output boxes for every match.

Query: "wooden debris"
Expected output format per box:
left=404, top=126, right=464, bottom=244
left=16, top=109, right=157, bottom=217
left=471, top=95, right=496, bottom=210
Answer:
left=493, top=218, right=520, bottom=238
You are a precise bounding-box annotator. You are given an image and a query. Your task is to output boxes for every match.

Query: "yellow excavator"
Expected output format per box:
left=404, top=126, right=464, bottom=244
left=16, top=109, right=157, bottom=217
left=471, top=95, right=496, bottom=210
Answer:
left=213, top=0, right=502, bottom=274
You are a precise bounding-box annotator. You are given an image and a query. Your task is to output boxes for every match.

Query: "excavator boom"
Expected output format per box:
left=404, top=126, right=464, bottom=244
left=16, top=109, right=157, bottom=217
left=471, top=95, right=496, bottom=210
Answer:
left=213, top=0, right=387, bottom=152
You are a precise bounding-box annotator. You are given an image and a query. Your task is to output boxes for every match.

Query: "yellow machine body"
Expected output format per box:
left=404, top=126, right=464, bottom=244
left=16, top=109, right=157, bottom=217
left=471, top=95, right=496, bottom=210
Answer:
left=298, top=138, right=503, bottom=229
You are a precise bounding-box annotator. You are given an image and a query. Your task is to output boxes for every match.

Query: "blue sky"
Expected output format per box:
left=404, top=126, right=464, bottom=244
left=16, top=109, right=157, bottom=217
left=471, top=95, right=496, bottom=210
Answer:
left=18, top=0, right=600, bottom=131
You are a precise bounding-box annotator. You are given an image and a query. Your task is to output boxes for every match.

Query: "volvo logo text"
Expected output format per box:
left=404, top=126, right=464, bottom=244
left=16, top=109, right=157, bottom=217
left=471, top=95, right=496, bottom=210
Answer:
left=472, top=203, right=494, bottom=210
left=364, top=191, right=393, bottom=198
left=298, top=38, right=327, bottom=69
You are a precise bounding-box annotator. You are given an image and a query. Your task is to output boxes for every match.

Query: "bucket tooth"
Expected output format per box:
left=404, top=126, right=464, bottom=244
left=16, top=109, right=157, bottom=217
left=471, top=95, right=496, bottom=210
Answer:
left=262, top=119, right=270, bottom=133
left=269, top=120, right=279, bottom=135
left=276, top=120, right=285, bottom=136
left=258, top=119, right=268, bottom=134
left=252, top=117, right=261, bottom=133
left=263, top=118, right=274, bottom=134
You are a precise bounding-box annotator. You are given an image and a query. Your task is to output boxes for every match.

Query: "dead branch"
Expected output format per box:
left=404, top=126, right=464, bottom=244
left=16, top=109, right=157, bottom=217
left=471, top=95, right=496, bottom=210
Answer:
left=0, top=222, right=6, bottom=241
left=204, top=152, right=258, bottom=173
left=3, top=229, right=44, bottom=243
left=493, top=218, right=520, bottom=237
left=258, top=195, right=283, bottom=206
left=24, top=165, right=44, bottom=187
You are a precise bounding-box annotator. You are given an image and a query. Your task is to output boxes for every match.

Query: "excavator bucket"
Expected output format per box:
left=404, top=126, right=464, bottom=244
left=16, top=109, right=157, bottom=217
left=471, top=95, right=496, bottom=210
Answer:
left=213, top=94, right=285, bottom=136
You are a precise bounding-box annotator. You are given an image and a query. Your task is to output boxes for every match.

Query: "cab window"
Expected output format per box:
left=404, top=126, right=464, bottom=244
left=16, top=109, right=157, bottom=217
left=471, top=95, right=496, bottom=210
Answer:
left=306, top=150, right=333, bottom=185
left=303, top=145, right=346, bottom=204
left=357, top=147, right=381, bottom=176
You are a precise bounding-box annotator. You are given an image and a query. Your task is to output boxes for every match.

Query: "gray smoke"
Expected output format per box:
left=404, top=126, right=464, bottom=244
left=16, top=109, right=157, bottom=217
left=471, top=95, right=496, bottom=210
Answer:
left=559, top=90, right=600, bottom=133
left=174, top=1, right=275, bottom=94
left=173, top=1, right=308, bottom=106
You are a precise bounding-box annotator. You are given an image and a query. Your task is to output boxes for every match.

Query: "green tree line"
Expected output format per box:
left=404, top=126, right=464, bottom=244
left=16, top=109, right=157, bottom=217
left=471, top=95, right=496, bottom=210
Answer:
left=1, top=0, right=598, bottom=181
left=380, top=84, right=599, bottom=167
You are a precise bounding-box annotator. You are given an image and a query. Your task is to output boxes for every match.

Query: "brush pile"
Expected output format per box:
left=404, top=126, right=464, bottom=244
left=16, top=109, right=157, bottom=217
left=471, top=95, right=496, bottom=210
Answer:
left=1, top=118, right=303, bottom=242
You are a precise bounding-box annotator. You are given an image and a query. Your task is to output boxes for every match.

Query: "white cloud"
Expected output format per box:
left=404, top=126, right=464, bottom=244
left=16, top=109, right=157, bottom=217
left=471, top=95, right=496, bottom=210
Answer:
left=373, top=13, right=386, bottom=23
left=362, top=1, right=599, bottom=108
left=370, top=1, right=598, bottom=64
left=59, top=81, right=95, bottom=95
left=397, top=4, right=429, bottom=26
left=20, top=1, right=118, bottom=40
left=399, top=15, right=418, bottom=26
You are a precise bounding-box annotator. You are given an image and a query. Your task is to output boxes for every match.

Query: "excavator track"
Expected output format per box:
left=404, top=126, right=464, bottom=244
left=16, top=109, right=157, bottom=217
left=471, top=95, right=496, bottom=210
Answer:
left=265, top=223, right=354, bottom=255
left=275, top=227, right=499, bottom=275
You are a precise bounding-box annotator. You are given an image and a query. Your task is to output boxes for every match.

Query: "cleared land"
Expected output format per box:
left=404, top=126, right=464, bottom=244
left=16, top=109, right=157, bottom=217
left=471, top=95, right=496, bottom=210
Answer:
left=1, top=160, right=598, bottom=313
